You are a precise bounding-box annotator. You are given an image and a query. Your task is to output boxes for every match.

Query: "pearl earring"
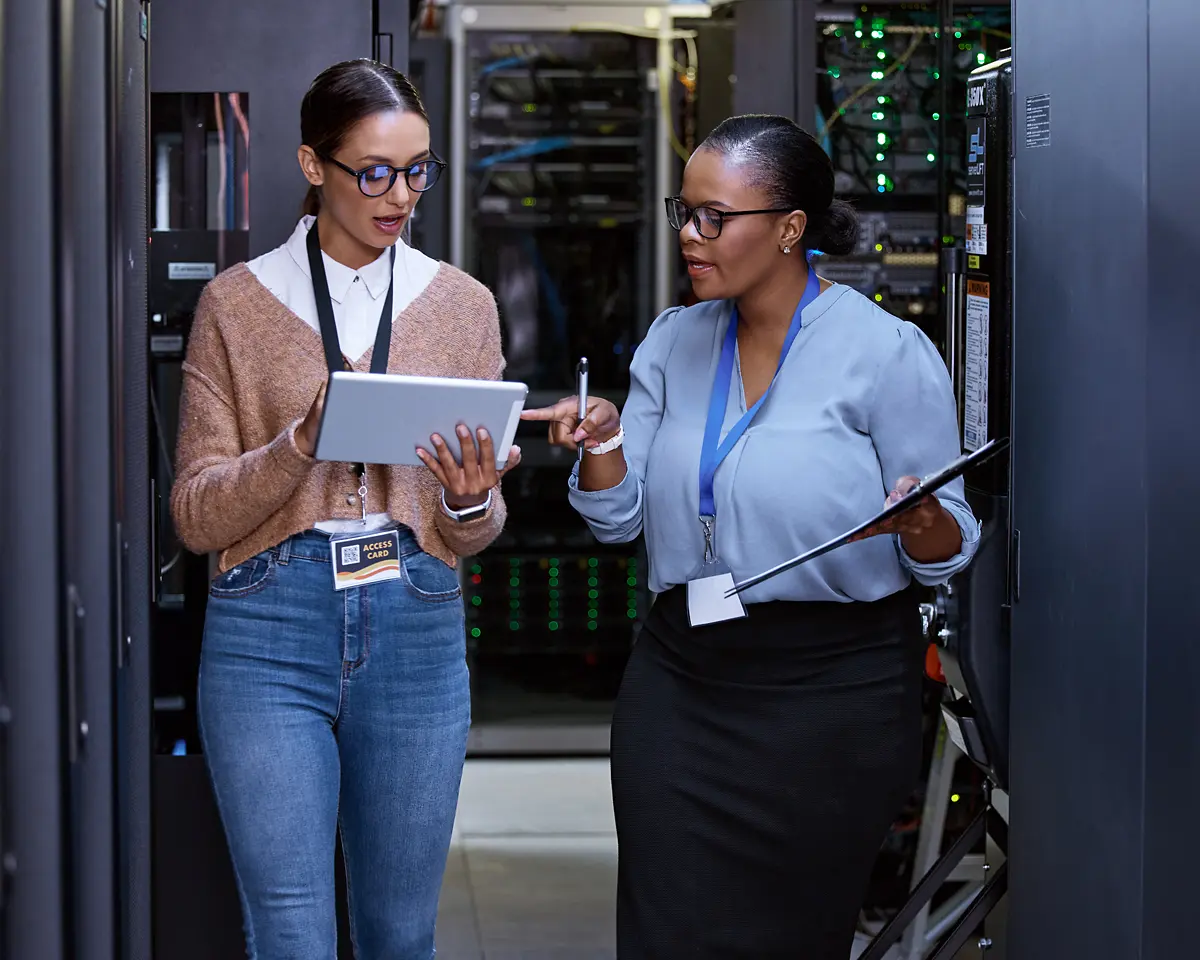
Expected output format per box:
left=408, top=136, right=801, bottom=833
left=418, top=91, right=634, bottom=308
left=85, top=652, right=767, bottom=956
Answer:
left=782, top=245, right=791, bottom=254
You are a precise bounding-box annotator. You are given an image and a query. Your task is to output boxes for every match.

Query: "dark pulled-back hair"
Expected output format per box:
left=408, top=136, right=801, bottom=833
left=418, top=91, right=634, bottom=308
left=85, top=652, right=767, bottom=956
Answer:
left=699, top=114, right=859, bottom=257
left=300, top=59, right=428, bottom=216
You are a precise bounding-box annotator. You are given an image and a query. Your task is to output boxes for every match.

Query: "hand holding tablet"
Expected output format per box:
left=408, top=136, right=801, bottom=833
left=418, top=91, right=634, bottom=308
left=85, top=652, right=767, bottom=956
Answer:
left=313, top=372, right=529, bottom=505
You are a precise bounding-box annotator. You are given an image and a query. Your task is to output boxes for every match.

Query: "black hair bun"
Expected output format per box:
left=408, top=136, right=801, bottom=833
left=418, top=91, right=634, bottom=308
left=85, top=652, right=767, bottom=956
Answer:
left=811, top=198, right=859, bottom=257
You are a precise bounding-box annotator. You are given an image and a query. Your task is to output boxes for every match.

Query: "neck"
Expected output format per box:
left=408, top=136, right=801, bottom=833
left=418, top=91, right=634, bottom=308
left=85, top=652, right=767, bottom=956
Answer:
left=735, top=263, right=813, bottom=337
left=314, top=212, right=382, bottom=271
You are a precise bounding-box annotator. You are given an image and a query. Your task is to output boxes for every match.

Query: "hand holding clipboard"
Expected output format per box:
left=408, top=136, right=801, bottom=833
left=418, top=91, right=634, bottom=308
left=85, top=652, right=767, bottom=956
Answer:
left=726, top=437, right=1009, bottom=597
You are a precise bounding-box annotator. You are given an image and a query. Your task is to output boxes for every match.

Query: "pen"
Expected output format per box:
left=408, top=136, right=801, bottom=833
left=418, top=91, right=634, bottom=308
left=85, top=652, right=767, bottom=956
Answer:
left=576, top=357, right=589, bottom=461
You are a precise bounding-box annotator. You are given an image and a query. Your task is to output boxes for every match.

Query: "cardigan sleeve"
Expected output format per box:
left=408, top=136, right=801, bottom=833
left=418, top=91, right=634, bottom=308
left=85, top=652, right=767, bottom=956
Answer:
left=170, top=285, right=317, bottom=555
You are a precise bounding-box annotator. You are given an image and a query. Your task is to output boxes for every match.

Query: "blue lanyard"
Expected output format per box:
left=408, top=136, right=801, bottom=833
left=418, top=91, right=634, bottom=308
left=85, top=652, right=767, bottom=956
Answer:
left=698, top=267, right=821, bottom=520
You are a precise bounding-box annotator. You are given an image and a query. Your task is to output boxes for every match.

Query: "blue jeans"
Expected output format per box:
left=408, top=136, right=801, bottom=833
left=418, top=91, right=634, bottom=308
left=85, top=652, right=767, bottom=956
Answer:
left=198, top=528, right=470, bottom=960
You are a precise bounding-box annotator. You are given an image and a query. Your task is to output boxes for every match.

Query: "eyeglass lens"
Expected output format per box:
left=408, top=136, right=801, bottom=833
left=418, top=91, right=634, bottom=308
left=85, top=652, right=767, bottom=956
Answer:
left=665, top=198, right=722, bottom=238
left=359, top=160, right=443, bottom=197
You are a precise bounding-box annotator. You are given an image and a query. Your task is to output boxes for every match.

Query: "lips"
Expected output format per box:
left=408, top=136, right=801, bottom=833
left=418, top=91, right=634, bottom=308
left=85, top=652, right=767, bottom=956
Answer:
left=372, top=213, right=407, bottom=236
left=684, top=256, right=715, bottom=279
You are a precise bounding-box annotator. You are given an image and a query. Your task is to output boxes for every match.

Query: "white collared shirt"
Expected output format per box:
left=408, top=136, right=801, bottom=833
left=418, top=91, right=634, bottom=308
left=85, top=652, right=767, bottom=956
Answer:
left=247, top=214, right=440, bottom=362
left=247, top=216, right=441, bottom=533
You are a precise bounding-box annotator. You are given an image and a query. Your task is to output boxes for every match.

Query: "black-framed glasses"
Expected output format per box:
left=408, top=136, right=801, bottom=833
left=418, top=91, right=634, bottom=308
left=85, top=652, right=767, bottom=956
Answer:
left=664, top=196, right=792, bottom=239
left=322, top=151, right=446, bottom=197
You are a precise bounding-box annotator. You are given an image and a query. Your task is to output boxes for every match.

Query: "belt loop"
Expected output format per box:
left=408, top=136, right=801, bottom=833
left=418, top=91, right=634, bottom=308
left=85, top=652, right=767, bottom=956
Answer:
left=276, top=536, right=293, bottom=565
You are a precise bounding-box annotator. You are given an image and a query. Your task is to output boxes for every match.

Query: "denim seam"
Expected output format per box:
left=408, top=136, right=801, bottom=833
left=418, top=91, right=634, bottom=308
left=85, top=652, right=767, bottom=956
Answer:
left=338, top=820, right=363, bottom=958
left=399, top=553, right=463, bottom=604
left=352, top=586, right=371, bottom=671
left=334, top=590, right=349, bottom=725
left=208, top=557, right=276, bottom=600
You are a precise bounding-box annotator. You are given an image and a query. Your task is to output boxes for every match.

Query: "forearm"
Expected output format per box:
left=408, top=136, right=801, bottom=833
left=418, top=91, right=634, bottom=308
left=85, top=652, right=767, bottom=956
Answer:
left=900, top=503, right=963, bottom=564
left=577, top=449, right=628, bottom=492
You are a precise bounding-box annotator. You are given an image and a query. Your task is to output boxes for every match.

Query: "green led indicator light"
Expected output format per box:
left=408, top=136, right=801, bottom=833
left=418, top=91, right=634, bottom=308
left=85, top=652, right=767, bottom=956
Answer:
left=932, top=112, right=941, bottom=120
left=549, top=589, right=560, bottom=600
left=509, top=577, right=519, bottom=587
left=471, top=564, right=482, bottom=574
left=627, top=610, right=638, bottom=619
left=510, top=599, right=520, bottom=610
left=588, top=610, right=599, bottom=619
left=471, top=596, right=482, bottom=607
left=588, top=558, right=598, bottom=568
left=876, top=152, right=886, bottom=162
left=510, top=621, right=520, bottom=631
left=872, top=111, right=885, bottom=121
left=549, top=621, right=560, bottom=631
left=927, top=153, right=936, bottom=162
left=588, top=622, right=598, bottom=631
left=548, top=567, right=559, bottom=577
left=871, top=70, right=884, bottom=80
left=588, top=577, right=598, bottom=587
left=876, top=50, right=886, bottom=61
left=589, top=589, right=599, bottom=600
left=955, top=30, right=962, bottom=38
left=471, top=627, right=481, bottom=638
left=549, top=578, right=559, bottom=587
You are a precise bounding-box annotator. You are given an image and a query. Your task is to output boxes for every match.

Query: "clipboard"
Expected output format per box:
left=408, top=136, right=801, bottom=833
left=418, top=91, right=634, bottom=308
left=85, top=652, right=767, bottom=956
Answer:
left=726, top=437, right=1010, bottom=597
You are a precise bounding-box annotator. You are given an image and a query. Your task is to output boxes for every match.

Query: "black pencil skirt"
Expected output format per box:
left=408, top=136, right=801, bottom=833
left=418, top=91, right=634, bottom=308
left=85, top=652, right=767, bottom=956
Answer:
left=610, top=585, right=925, bottom=960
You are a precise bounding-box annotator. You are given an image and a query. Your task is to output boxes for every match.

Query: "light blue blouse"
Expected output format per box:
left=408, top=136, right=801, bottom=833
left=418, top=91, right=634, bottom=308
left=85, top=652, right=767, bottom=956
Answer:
left=567, top=284, right=982, bottom=605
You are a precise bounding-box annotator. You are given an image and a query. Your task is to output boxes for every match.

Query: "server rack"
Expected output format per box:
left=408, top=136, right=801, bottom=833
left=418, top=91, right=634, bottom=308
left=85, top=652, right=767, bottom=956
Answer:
left=447, top=1, right=710, bottom=754
left=810, top=2, right=1012, bottom=351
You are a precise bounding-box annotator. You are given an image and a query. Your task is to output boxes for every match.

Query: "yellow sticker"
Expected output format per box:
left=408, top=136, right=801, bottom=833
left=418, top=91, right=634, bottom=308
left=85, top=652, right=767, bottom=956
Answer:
left=968, top=255, right=981, bottom=270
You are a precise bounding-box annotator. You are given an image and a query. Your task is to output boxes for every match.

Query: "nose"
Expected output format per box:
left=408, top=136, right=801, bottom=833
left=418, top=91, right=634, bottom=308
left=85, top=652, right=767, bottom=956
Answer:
left=679, top=215, right=703, bottom=243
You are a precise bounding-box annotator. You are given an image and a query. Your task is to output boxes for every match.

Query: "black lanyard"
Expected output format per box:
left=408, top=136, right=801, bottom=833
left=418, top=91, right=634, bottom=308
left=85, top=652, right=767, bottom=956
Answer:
left=305, top=219, right=395, bottom=376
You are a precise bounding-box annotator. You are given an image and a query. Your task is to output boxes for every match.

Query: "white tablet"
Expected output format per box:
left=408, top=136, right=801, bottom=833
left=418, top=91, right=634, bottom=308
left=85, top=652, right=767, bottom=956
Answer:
left=314, top=371, right=529, bottom=469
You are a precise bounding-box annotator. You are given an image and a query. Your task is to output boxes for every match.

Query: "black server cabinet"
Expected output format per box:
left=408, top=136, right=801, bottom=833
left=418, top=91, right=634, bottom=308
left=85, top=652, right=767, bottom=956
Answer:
left=113, top=3, right=153, bottom=959
left=0, top=1, right=68, bottom=957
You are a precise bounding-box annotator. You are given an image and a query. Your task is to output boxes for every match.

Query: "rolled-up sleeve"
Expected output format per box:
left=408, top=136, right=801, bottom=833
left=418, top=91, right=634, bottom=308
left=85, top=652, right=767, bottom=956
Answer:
left=869, top=322, right=982, bottom=585
left=567, top=307, right=681, bottom=544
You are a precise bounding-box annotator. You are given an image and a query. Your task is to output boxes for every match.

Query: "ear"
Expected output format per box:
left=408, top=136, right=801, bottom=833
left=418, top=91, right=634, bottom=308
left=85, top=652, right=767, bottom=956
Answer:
left=779, top=210, right=808, bottom=253
left=298, top=145, right=324, bottom=188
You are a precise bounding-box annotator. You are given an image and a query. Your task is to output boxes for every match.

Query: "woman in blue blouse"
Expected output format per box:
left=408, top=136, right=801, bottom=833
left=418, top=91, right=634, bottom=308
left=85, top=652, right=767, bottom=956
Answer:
left=523, top=114, right=980, bottom=959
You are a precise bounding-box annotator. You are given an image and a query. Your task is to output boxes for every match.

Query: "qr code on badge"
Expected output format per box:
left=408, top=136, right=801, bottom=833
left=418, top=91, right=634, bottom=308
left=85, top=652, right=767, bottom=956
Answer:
left=340, top=544, right=361, bottom=567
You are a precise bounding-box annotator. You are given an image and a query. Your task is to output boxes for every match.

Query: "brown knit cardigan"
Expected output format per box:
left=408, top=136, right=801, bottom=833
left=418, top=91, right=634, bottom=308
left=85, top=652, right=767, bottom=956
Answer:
left=170, top=261, right=508, bottom=574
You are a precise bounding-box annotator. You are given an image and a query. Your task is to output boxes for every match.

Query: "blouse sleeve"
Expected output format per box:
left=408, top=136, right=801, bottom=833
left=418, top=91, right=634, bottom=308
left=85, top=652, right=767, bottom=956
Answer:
left=868, top=321, right=982, bottom=585
left=566, top=306, right=682, bottom=543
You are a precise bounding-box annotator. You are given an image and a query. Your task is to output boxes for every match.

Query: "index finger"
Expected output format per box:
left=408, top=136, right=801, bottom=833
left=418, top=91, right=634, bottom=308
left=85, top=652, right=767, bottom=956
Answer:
left=519, top=397, right=577, bottom=422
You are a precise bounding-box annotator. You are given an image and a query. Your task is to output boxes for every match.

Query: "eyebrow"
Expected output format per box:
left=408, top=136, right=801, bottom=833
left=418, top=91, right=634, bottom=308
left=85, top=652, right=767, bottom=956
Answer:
left=680, top=196, right=731, bottom=209
left=358, top=150, right=431, bottom=166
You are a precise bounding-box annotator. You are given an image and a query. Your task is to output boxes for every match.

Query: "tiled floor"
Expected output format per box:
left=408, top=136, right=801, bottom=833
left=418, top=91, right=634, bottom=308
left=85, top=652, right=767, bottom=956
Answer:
left=434, top=759, right=903, bottom=960
left=435, top=759, right=618, bottom=960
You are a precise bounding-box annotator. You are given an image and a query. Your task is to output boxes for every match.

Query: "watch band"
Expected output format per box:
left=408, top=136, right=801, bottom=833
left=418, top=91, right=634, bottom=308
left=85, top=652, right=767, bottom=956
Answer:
left=587, top=425, right=625, bottom=456
left=441, top=488, right=492, bottom=522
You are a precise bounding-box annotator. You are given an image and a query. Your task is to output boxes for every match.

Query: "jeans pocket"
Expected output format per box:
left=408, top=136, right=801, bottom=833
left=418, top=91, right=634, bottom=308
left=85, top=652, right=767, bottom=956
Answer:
left=209, top=552, right=275, bottom=599
left=400, top=549, right=462, bottom=602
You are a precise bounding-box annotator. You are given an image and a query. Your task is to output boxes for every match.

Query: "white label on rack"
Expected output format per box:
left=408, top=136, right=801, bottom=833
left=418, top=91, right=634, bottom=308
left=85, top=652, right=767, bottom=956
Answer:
left=963, top=280, right=991, bottom=452
left=966, top=205, right=986, bottom=225
left=965, top=221, right=988, bottom=255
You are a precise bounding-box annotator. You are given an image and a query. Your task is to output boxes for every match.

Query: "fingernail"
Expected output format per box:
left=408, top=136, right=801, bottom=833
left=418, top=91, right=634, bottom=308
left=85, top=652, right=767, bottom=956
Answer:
left=513, top=445, right=522, bottom=457
left=457, top=426, right=469, bottom=438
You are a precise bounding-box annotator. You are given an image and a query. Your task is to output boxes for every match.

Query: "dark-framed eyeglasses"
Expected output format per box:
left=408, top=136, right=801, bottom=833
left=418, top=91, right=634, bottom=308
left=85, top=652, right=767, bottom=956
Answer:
left=322, top=151, right=446, bottom=197
left=664, top=196, right=792, bottom=239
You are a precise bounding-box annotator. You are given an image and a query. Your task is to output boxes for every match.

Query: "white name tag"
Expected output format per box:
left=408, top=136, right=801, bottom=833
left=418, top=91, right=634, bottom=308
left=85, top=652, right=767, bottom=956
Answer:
left=686, top=571, right=747, bottom=627
left=330, top=530, right=403, bottom=591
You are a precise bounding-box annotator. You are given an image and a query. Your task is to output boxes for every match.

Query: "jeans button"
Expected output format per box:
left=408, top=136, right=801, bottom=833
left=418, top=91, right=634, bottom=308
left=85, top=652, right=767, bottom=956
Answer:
left=346, top=494, right=356, bottom=505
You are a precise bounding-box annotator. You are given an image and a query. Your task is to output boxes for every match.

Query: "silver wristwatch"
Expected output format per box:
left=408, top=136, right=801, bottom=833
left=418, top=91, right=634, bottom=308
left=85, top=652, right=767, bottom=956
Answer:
left=441, top=489, right=492, bottom=523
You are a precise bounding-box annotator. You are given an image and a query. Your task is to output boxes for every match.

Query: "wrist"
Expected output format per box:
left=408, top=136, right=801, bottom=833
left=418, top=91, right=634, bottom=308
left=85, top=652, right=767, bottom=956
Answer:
left=442, top=489, right=492, bottom=516
left=901, top=507, right=961, bottom=563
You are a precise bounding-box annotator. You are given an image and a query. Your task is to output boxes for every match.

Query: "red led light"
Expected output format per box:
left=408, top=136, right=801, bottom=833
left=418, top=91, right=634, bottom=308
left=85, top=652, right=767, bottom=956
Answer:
left=471, top=574, right=482, bottom=585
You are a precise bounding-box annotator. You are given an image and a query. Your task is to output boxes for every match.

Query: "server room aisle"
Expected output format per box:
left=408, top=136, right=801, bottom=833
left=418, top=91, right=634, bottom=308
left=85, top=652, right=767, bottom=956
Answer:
left=436, top=759, right=619, bottom=959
